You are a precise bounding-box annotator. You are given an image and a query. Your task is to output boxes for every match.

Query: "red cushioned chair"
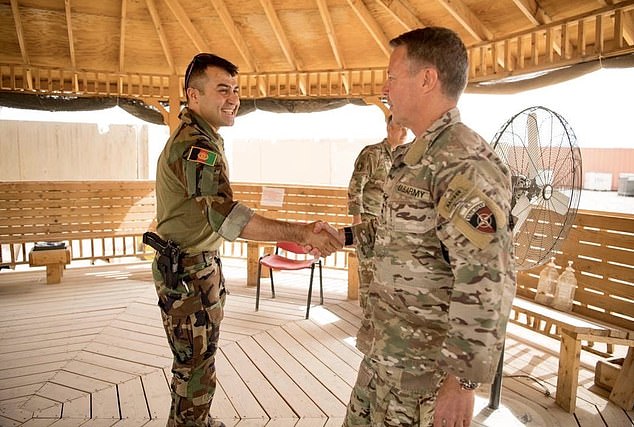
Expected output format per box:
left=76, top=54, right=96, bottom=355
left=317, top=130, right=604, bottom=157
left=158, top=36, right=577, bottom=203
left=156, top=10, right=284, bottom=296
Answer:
left=255, top=241, right=323, bottom=319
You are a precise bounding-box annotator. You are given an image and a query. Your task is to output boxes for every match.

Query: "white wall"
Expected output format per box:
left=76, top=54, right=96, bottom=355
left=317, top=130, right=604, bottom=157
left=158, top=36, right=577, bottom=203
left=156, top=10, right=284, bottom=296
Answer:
left=0, top=120, right=149, bottom=181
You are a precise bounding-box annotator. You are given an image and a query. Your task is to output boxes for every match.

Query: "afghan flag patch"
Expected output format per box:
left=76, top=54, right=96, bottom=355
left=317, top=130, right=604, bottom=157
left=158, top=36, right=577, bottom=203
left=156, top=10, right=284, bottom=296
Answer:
left=186, top=146, right=217, bottom=166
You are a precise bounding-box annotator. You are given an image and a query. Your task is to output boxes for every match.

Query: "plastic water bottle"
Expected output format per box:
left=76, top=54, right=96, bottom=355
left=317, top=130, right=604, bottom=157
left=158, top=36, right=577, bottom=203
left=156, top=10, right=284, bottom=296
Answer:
left=535, top=257, right=559, bottom=306
left=553, top=261, right=577, bottom=312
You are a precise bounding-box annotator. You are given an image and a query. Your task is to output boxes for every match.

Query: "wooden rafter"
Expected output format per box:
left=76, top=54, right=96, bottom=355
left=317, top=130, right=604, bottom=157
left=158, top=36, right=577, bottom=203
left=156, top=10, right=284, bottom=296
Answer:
left=316, top=0, right=344, bottom=68
left=207, top=0, right=258, bottom=72
left=259, top=0, right=300, bottom=70
left=9, top=0, right=29, bottom=65
left=375, top=0, right=425, bottom=31
left=9, top=0, right=31, bottom=90
left=511, top=0, right=551, bottom=26
left=436, top=0, right=493, bottom=42
left=346, top=0, right=390, bottom=57
left=145, top=0, right=175, bottom=73
left=64, top=0, right=76, bottom=69
left=119, top=0, right=127, bottom=72
left=164, top=0, right=208, bottom=52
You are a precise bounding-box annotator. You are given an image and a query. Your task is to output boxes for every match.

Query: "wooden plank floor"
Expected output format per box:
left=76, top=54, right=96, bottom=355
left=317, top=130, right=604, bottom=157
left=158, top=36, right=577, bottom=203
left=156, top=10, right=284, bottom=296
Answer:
left=0, top=259, right=632, bottom=427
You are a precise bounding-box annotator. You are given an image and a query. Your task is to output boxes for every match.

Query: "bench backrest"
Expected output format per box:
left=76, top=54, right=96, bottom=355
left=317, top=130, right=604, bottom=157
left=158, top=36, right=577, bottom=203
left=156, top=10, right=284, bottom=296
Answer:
left=0, top=180, right=155, bottom=264
left=516, top=210, right=634, bottom=331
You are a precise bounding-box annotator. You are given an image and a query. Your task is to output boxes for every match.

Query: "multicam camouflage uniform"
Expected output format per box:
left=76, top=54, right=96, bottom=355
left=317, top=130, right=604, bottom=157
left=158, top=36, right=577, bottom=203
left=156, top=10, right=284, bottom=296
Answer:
left=345, top=109, right=516, bottom=426
left=347, top=139, right=394, bottom=308
left=154, top=107, right=254, bottom=427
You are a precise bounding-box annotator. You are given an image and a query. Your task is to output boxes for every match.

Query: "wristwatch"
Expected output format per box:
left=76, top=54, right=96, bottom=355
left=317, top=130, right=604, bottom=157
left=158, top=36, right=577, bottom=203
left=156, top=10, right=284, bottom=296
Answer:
left=458, top=377, right=480, bottom=391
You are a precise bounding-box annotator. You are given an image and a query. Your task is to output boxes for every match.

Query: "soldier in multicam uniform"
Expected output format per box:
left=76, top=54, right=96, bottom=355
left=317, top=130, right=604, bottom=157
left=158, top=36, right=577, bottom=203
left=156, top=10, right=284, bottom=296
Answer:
left=347, top=115, right=407, bottom=308
left=153, top=53, right=341, bottom=427
left=329, top=27, right=516, bottom=427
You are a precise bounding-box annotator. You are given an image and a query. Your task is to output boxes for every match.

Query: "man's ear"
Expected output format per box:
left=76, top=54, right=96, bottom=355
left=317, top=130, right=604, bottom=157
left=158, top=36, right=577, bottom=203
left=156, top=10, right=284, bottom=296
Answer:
left=186, top=87, right=198, bottom=102
left=419, top=67, right=439, bottom=91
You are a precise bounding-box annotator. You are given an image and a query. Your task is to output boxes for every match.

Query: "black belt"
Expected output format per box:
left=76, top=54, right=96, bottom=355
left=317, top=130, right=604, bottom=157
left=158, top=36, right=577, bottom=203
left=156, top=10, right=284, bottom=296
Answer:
left=180, top=251, right=219, bottom=267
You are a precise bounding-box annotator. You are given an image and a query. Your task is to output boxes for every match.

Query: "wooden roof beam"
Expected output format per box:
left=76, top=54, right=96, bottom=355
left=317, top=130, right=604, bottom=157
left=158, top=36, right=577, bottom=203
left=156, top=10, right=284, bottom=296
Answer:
left=9, top=0, right=32, bottom=90
left=259, top=0, right=300, bottom=70
left=145, top=0, right=175, bottom=73
left=164, top=0, right=208, bottom=52
left=375, top=0, right=426, bottom=31
left=64, top=0, right=76, bottom=69
left=346, top=0, right=391, bottom=57
left=315, top=0, right=348, bottom=93
left=316, top=0, right=344, bottom=68
left=119, top=0, right=127, bottom=72
left=511, top=0, right=552, bottom=26
left=436, top=0, right=493, bottom=42
left=208, top=0, right=258, bottom=72
left=9, top=0, right=29, bottom=65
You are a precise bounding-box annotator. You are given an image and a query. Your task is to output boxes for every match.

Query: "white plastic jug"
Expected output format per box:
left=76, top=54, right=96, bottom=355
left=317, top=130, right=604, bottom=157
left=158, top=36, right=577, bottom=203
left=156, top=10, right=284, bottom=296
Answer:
left=553, top=261, right=577, bottom=312
left=535, top=257, right=559, bottom=306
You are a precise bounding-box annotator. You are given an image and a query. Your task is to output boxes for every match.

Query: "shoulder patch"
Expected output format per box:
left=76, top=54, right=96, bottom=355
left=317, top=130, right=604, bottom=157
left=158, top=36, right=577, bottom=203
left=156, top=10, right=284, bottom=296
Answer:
left=465, top=202, right=497, bottom=233
left=186, top=146, right=217, bottom=166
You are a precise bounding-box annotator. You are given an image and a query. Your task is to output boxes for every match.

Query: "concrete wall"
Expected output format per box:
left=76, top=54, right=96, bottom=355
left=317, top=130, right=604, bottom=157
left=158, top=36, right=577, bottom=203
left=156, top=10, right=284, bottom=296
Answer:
left=0, top=120, right=149, bottom=181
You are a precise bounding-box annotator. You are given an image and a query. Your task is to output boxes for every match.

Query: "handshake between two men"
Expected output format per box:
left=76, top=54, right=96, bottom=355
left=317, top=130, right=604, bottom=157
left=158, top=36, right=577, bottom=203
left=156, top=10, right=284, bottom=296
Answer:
left=303, top=221, right=347, bottom=258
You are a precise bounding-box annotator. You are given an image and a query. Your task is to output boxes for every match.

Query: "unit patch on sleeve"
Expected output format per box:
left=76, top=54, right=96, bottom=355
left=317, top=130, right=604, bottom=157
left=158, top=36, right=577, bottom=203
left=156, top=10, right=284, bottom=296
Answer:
left=186, top=146, right=217, bottom=166
left=464, top=201, right=497, bottom=233
left=438, top=173, right=507, bottom=249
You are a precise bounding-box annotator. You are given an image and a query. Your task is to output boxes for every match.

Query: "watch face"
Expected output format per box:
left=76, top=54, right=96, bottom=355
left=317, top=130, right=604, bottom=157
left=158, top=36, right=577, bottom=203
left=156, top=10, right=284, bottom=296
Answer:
left=459, top=378, right=480, bottom=390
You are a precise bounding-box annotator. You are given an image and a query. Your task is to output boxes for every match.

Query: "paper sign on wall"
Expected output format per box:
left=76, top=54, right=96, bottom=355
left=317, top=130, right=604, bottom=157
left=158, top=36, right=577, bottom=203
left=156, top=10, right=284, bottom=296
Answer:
left=261, top=186, right=285, bottom=207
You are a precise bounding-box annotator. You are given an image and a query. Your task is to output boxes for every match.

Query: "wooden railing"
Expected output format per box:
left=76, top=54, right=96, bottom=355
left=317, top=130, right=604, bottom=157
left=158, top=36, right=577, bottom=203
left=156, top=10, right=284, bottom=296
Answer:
left=515, top=210, right=634, bottom=332
left=0, top=181, right=156, bottom=266
left=1, top=180, right=632, bottom=333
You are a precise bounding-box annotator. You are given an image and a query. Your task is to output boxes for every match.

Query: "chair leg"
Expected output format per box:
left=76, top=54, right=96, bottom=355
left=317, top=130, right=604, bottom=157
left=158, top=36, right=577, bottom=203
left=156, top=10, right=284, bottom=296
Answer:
left=270, top=268, right=275, bottom=298
left=318, top=260, right=323, bottom=305
left=256, top=262, right=262, bottom=311
left=306, top=264, right=315, bottom=319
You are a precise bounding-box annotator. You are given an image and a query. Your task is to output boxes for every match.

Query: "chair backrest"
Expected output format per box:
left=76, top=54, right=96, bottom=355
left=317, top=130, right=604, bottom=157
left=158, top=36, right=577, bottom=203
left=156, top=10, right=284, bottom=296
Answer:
left=276, top=241, right=308, bottom=255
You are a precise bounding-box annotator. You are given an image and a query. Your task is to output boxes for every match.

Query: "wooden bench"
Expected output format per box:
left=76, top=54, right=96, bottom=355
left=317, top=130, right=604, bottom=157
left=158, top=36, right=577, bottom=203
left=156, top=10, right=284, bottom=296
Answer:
left=510, top=210, right=634, bottom=412
left=510, top=297, right=634, bottom=412
left=0, top=181, right=156, bottom=270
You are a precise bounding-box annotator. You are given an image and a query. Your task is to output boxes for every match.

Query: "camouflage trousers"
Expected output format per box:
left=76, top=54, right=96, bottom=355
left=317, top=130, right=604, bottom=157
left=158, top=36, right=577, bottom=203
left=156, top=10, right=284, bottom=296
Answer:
left=343, top=356, right=446, bottom=427
left=153, top=253, right=226, bottom=427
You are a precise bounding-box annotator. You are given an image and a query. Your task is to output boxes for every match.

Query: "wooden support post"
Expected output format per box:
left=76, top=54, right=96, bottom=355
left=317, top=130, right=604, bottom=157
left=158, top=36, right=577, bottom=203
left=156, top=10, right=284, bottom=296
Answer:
left=347, top=250, right=359, bottom=300
left=609, top=346, right=634, bottom=410
left=556, top=329, right=582, bottom=412
left=168, top=74, right=181, bottom=133
left=246, top=241, right=273, bottom=287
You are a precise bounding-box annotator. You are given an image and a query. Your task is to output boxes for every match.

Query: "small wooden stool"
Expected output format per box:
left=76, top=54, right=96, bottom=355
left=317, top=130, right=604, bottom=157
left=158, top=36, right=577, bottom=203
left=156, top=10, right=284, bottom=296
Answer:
left=29, top=247, right=71, bottom=284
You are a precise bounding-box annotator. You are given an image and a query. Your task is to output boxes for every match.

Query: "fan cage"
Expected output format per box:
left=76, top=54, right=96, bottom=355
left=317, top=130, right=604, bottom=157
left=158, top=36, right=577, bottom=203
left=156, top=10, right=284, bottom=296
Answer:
left=491, top=106, right=582, bottom=271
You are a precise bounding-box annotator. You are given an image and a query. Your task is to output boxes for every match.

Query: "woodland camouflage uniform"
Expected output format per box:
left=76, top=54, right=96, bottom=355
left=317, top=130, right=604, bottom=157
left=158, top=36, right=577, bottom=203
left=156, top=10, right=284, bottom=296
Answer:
left=153, top=107, right=253, bottom=427
left=345, top=109, right=516, bottom=426
left=347, top=138, right=395, bottom=308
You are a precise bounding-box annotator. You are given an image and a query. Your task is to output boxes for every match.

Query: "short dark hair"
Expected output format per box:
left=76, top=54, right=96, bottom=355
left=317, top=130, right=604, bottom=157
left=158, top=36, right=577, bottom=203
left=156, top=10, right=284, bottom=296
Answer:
left=184, top=53, right=239, bottom=91
left=389, top=27, right=468, bottom=99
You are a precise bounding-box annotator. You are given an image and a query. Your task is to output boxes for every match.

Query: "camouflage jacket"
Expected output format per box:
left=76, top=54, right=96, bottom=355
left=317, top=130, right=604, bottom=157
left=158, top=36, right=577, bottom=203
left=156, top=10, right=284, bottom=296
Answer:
left=352, top=108, right=516, bottom=384
left=347, top=139, right=394, bottom=218
left=155, top=108, right=253, bottom=254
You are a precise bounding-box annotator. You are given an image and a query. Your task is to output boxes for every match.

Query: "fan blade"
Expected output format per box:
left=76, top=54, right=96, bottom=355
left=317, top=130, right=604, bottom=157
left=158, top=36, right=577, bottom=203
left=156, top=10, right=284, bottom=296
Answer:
left=511, top=194, right=531, bottom=233
left=526, top=112, right=540, bottom=179
left=547, top=189, right=570, bottom=216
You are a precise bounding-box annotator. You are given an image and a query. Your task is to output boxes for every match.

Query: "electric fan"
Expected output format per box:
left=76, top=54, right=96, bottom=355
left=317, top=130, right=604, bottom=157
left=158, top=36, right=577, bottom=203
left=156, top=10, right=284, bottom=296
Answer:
left=490, top=106, right=582, bottom=271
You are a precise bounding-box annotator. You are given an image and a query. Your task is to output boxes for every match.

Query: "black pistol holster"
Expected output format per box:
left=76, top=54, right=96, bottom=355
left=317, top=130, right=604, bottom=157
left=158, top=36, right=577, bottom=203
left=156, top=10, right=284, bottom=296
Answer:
left=143, top=231, right=181, bottom=289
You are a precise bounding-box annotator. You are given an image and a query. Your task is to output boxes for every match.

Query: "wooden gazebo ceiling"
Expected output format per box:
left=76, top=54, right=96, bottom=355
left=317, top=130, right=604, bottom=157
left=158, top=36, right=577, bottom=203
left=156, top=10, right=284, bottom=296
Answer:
left=1, top=0, right=634, bottom=105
